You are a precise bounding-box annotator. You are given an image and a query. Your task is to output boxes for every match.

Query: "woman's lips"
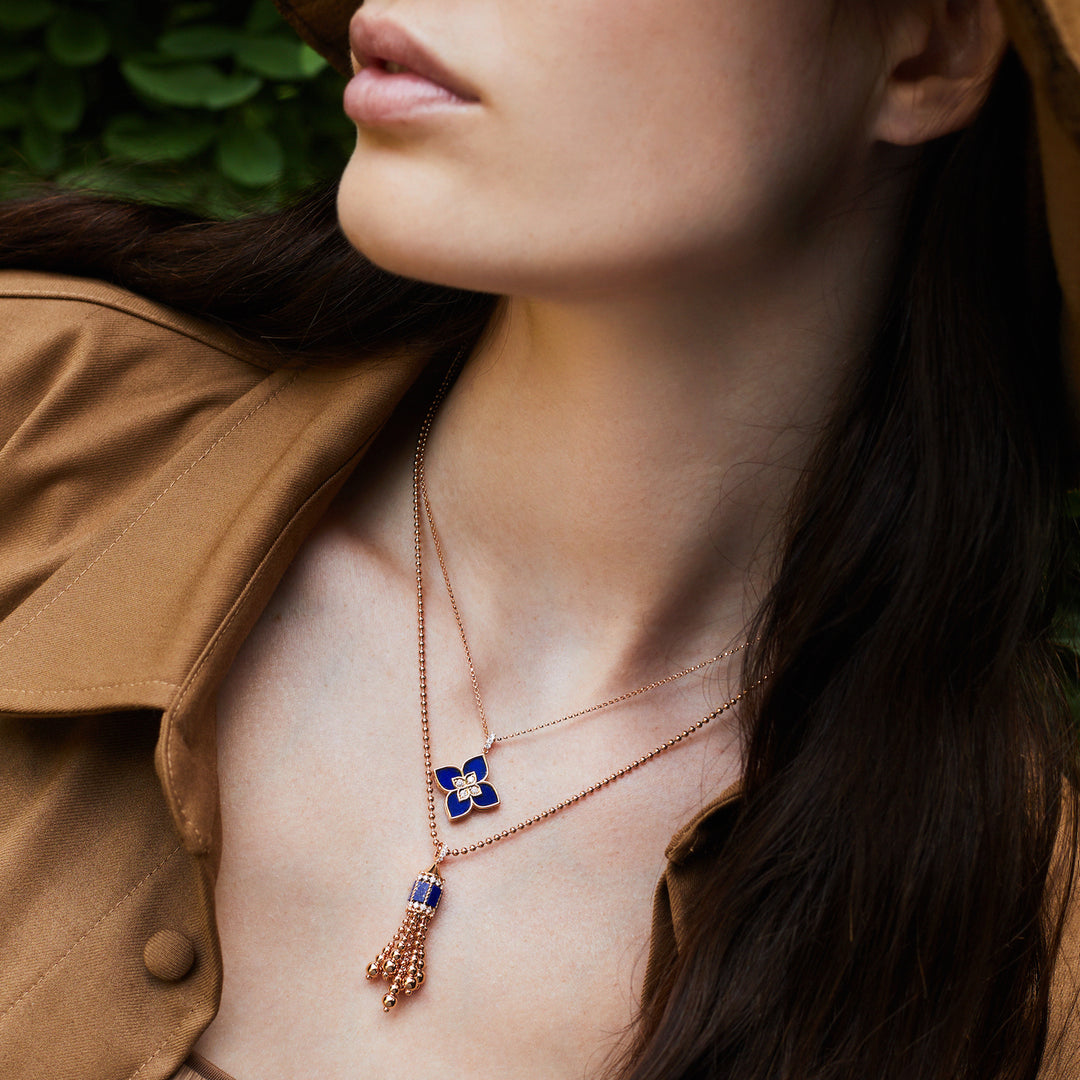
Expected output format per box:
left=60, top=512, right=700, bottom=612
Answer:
left=345, top=66, right=472, bottom=126
left=345, top=14, right=480, bottom=126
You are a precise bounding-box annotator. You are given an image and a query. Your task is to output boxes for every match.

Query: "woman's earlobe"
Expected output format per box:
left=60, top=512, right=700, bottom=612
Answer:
left=872, top=0, right=1008, bottom=146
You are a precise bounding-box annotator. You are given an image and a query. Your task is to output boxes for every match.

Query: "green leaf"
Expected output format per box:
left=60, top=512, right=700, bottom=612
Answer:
left=45, top=10, right=110, bottom=67
left=20, top=120, right=62, bottom=171
left=121, top=59, right=215, bottom=106
left=0, top=0, right=350, bottom=214
left=239, top=99, right=274, bottom=128
left=244, top=0, right=283, bottom=35
left=104, top=114, right=217, bottom=162
left=0, top=0, right=55, bottom=31
left=298, top=44, right=328, bottom=77
left=0, top=45, right=42, bottom=80
left=121, top=60, right=260, bottom=109
left=201, top=71, right=261, bottom=109
left=158, top=26, right=240, bottom=61
left=199, top=176, right=247, bottom=219
left=0, top=88, right=27, bottom=128
left=55, top=163, right=198, bottom=208
left=170, top=2, right=216, bottom=24
left=235, top=36, right=312, bottom=80
left=216, top=123, right=283, bottom=187
left=32, top=65, right=84, bottom=132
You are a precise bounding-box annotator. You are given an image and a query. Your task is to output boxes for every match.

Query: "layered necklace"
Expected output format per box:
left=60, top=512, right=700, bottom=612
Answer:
left=365, top=360, right=768, bottom=1012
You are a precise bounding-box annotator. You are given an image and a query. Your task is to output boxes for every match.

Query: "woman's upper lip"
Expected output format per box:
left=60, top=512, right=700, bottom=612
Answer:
left=349, top=15, right=480, bottom=102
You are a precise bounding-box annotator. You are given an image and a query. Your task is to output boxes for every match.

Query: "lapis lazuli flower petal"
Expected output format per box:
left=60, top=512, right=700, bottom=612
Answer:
left=434, top=765, right=463, bottom=792
left=463, top=754, right=488, bottom=782
left=471, top=781, right=499, bottom=809
left=437, top=755, right=500, bottom=821
left=445, top=788, right=473, bottom=819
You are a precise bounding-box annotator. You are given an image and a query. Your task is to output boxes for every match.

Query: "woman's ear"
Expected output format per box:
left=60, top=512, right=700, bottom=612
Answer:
left=872, top=0, right=1008, bottom=146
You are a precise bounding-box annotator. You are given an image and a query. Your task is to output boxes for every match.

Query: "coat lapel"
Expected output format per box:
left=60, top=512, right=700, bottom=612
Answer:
left=0, top=350, right=427, bottom=849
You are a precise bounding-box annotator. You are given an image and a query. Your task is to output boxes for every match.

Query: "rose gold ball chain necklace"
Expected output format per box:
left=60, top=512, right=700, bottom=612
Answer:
left=365, top=356, right=769, bottom=1012
left=420, top=476, right=751, bottom=823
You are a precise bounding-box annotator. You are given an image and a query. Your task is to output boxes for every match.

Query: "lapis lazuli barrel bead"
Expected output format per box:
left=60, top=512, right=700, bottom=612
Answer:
left=408, top=872, right=443, bottom=912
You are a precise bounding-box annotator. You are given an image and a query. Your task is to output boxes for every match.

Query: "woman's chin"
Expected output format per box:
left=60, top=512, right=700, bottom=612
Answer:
left=336, top=154, right=473, bottom=289
left=336, top=155, right=695, bottom=299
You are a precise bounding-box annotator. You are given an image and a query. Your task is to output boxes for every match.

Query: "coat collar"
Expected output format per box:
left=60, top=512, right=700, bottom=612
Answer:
left=0, top=353, right=429, bottom=719
left=0, top=344, right=432, bottom=850
left=0, top=307, right=745, bottom=856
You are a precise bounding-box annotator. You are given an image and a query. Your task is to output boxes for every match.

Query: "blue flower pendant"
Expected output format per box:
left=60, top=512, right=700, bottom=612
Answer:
left=434, top=754, right=500, bottom=821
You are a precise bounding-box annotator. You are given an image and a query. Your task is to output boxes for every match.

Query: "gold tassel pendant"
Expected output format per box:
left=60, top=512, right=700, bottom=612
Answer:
left=366, top=866, right=443, bottom=1010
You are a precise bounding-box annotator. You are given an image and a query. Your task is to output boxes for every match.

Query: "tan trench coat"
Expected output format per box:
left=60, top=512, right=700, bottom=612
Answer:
left=0, top=271, right=751, bottom=1077
left=2, top=0, right=1080, bottom=1072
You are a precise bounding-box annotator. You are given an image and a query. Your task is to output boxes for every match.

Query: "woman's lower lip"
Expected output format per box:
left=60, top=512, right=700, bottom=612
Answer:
left=343, top=67, right=475, bottom=126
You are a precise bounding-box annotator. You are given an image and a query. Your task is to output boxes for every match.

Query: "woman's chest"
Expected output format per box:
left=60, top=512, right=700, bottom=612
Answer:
left=193, top=522, right=741, bottom=1078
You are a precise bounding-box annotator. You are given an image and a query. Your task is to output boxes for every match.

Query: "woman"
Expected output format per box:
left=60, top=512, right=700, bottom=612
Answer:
left=0, top=0, right=1077, bottom=1076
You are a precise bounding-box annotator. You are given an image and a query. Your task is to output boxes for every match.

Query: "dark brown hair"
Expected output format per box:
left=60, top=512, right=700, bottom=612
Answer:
left=0, top=46, right=1075, bottom=1080
left=616, top=48, right=1079, bottom=1080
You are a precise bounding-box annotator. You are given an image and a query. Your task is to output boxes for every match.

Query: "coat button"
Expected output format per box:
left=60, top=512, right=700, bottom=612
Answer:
left=143, top=929, right=196, bottom=982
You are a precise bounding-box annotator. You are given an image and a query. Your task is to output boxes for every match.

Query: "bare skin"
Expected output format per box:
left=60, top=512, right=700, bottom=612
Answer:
left=194, top=0, right=1006, bottom=1074
left=194, top=407, right=749, bottom=1077
left=193, top=218, right=885, bottom=1077
left=192, top=274, right=859, bottom=1076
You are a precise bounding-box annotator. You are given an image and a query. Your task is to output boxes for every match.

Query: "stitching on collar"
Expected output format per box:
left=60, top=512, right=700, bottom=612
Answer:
left=0, top=372, right=299, bottom=659
left=0, top=842, right=182, bottom=1025
left=0, top=282, right=273, bottom=369
left=0, top=679, right=179, bottom=695
left=162, top=424, right=385, bottom=852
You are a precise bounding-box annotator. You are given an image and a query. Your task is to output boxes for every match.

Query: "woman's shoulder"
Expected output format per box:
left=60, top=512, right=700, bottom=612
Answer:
left=0, top=270, right=277, bottom=620
left=0, top=268, right=277, bottom=448
left=0, top=267, right=274, bottom=385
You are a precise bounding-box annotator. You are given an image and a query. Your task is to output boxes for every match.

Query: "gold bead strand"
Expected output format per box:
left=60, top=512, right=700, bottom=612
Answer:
left=365, top=349, right=771, bottom=1012
left=436, top=673, right=768, bottom=859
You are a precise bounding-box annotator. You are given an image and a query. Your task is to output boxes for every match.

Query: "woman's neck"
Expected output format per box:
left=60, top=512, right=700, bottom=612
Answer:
left=415, top=185, right=902, bottom=707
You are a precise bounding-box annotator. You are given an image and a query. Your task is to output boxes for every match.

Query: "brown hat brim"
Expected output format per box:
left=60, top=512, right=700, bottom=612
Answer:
left=275, top=0, right=356, bottom=77
left=1000, top=0, right=1080, bottom=400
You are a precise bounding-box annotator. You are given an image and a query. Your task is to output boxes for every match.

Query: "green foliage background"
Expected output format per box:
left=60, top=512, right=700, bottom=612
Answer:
left=0, top=0, right=352, bottom=216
